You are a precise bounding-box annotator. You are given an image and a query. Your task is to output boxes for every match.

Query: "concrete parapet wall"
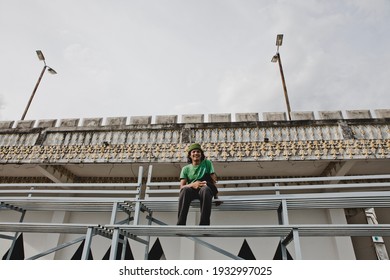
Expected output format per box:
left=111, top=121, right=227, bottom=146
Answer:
left=346, top=110, right=372, bottom=119
left=37, top=119, right=57, bottom=128
left=291, top=111, right=315, bottom=121
left=130, top=116, right=152, bottom=125
left=16, top=120, right=35, bottom=129
left=208, top=113, right=231, bottom=122
left=0, top=113, right=389, bottom=163
left=263, top=112, right=286, bottom=121
left=59, top=118, right=80, bottom=127
left=0, top=121, right=14, bottom=129
left=181, top=114, right=204, bottom=123
left=82, top=118, right=103, bottom=127
left=105, top=117, right=127, bottom=126
left=0, top=109, right=389, bottom=129
left=375, top=109, right=390, bottom=118
left=318, top=111, right=344, bottom=120
left=236, top=113, right=259, bottom=122
left=156, top=115, right=178, bottom=124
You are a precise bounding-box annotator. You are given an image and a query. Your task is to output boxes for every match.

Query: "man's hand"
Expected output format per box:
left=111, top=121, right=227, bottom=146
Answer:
left=191, top=181, right=207, bottom=189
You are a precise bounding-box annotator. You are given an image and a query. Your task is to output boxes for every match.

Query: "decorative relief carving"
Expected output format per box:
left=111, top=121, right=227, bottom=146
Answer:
left=0, top=139, right=389, bottom=164
left=1, top=123, right=389, bottom=164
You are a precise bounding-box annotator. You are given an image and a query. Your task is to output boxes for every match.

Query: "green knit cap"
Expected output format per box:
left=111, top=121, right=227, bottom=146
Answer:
left=187, top=143, right=203, bottom=153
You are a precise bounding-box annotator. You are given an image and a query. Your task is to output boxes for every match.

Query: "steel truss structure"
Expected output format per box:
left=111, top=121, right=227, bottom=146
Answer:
left=1, top=166, right=390, bottom=260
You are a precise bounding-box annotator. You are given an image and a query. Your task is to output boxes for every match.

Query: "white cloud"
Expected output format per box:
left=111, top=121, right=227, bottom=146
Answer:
left=0, top=0, right=389, bottom=121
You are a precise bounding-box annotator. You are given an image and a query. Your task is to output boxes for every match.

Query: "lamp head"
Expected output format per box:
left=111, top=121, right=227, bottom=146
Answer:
left=47, top=67, right=57, bottom=74
left=276, top=34, right=283, bottom=46
left=36, top=50, right=45, bottom=61
left=271, top=54, right=279, bottom=63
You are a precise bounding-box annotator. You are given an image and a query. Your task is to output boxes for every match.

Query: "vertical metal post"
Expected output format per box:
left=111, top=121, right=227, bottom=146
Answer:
left=109, top=228, right=120, bottom=260
left=133, top=202, right=141, bottom=225
left=137, top=165, right=144, bottom=201
left=120, top=236, right=128, bottom=260
left=292, top=228, right=302, bottom=260
left=5, top=209, right=26, bottom=260
left=276, top=53, right=292, bottom=121
left=278, top=200, right=289, bottom=260
left=21, top=65, right=47, bottom=120
left=276, top=183, right=290, bottom=260
left=110, top=202, right=119, bottom=224
left=276, top=184, right=289, bottom=225
left=144, top=212, right=153, bottom=260
left=133, top=166, right=144, bottom=225
left=81, top=227, right=94, bottom=260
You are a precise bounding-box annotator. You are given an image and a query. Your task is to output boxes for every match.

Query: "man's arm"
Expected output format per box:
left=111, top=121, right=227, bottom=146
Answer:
left=180, top=179, right=187, bottom=189
left=210, top=173, right=217, bottom=184
left=209, top=172, right=222, bottom=205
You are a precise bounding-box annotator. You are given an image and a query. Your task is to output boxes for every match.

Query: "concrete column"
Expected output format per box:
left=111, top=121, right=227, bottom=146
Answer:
left=51, top=211, right=71, bottom=259
left=327, top=209, right=356, bottom=259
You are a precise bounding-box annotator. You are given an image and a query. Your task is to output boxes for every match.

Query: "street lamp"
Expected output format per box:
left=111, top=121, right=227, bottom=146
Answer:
left=271, top=34, right=292, bottom=121
left=21, top=50, right=57, bottom=120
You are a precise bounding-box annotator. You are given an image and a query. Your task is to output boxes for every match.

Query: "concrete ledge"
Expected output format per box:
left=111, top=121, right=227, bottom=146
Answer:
left=16, top=120, right=35, bottom=129
left=181, top=114, right=204, bottom=123
left=235, top=113, right=259, bottom=122
left=82, top=118, right=103, bottom=127
left=291, top=111, right=315, bottom=121
left=318, top=111, right=344, bottom=120
left=374, top=109, right=390, bottom=118
left=130, top=116, right=152, bottom=125
left=208, top=113, right=231, bottom=123
left=155, top=115, right=178, bottom=124
left=59, top=118, right=80, bottom=127
left=1, top=109, right=389, bottom=131
left=346, top=110, right=372, bottom=119
left=263, top=112, right=287, bottom=121
left=0, top=121, right=15, bottom=129
left=105, top=117, right=127, bottom=126
left=37, top=119, right=57, bottom=128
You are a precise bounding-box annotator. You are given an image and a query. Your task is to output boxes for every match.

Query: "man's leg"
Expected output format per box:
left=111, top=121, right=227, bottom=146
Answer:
left=177, top=187, right=197, bottom=225
left=198, top=186, right=213, bottom=225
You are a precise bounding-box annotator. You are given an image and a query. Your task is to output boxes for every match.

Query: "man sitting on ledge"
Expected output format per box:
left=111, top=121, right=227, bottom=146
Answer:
left=177, top=143, right=220, bottom=226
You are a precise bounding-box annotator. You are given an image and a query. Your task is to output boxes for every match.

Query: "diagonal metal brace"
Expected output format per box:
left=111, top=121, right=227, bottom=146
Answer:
left=146, top=215, right=243, bottom=260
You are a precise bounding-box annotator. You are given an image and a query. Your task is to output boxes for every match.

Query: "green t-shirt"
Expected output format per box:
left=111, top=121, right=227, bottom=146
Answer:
left=180, top=159, right=215, bottom=183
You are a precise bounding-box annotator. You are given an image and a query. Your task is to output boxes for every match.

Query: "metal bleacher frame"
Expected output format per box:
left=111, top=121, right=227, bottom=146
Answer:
left=135, top=165, right=390, bottom=260
left=0, top=166, right=144, bottom=260
left=1, top=164, right=390, bottom=260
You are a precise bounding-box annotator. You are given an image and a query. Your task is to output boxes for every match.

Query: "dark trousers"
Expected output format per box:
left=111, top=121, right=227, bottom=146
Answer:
left=177, top=185, right=214, bottom=225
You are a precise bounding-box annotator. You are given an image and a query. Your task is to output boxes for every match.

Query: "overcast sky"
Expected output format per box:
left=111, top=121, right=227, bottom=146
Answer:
left=0, top=0, right=389, bottom=122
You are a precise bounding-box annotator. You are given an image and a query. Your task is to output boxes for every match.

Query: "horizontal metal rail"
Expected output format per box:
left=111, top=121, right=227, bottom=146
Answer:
left=0, top=222, right=112, bottom=236
left=0, top=199, right=136, bottom=212
left=0, top=183, right=140, bottom=188
left=141, top=191, right=390, bottom=212
left=0, top=189, right=139, bottom=195
left=104, top=224, right=390, bottom=238
left=146, top=182, right=390, bottom=194
left=145, top=166, right=390, bottom=213
left=2, top=222, right=389, bottom=239
left=0, top=183, right=141, bottom=197
left=0, top=167, right=143, bottom=212
left=216, top=174, right=390, bottom=186
left=147, top=174, right=390, bottom=187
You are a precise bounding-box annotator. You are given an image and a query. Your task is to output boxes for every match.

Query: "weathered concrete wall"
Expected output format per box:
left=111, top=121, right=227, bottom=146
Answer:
left=0, top=109, right=389, bottom=164
left=1, top=109, right=389, bottom=129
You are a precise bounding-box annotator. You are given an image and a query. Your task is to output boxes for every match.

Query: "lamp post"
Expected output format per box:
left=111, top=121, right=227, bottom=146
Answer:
left=21, top=50, right=57, bottom=120
left=271, top=34, right=292, bottom=121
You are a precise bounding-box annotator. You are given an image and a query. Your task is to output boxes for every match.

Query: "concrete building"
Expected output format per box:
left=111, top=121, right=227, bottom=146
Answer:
left=1, top=109, right=390, bottom=260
